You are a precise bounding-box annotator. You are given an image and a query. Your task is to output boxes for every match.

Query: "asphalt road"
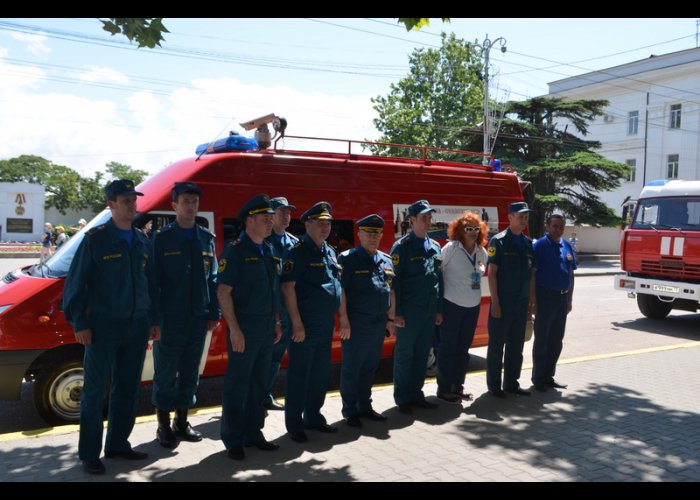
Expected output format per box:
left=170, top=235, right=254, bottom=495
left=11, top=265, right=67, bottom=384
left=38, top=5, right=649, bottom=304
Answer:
left=1, top=260, right=698, bottom=434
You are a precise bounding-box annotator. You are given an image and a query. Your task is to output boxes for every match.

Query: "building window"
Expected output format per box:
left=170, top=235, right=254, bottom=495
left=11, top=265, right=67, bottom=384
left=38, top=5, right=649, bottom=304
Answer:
left=667, top=154, right=679, bottom=179
left=628, top=111, right=638, bottom=135
left=625, top=159, right=636, bottom=182
left=670, top=104, right=681, bottom=129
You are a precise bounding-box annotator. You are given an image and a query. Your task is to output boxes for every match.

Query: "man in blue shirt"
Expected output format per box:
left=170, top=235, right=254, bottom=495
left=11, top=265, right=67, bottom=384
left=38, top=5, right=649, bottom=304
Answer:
left=62, top=179, right=158, bottom=475
left=280, top=201, right=342, bottom=443
left=150, top=182, right=220, bottom=448
left=263, top=197, right=299, bottom=411
left=531, top=214, right=576, bottom=392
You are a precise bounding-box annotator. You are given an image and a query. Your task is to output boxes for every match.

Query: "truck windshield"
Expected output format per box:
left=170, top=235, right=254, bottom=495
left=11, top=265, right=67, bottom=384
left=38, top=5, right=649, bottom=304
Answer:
left=631, top=197, right=700, bottom=231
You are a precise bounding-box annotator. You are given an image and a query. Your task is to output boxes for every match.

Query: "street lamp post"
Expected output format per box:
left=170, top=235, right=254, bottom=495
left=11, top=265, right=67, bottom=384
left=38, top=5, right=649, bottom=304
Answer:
left=476, top=34, right=507, bottom=165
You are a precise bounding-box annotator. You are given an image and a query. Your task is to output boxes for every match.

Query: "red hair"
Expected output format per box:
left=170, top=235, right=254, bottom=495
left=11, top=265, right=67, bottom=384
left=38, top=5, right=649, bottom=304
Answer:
left=447, top=211, right=488, bottom=248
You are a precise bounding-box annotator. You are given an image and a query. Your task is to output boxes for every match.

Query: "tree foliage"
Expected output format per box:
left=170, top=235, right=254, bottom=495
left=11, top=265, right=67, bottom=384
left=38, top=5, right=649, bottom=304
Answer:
left=398, top=18, right=450, bottom=31
left=371, top=33, right=484, bottom=161
left=461, top=97, right=630, bottom=236
left=0, top=156, right=150, bottom=216
left=99, top=18, right=169, bottom=48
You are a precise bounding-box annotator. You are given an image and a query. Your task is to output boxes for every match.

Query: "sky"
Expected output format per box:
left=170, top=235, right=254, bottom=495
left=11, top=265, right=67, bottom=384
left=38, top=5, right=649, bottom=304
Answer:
left=0, top=18, right=698, bottom=177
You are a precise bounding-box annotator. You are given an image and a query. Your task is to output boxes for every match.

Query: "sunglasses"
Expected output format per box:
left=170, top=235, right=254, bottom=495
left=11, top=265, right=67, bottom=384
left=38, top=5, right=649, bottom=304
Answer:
left=464, top=226, right=480, bottom=232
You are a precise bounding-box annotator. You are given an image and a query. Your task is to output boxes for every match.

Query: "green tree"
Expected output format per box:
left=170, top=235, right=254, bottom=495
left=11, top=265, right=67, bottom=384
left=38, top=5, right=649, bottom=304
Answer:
left=99, top=18, right=169, bottom=48
left=461, top=96, right=630, bottom=237
left=105, top=161, right=149, bottom=186
left=398, top=18, right=450, bottom=31
left=371, top=33, right=484, bottom=161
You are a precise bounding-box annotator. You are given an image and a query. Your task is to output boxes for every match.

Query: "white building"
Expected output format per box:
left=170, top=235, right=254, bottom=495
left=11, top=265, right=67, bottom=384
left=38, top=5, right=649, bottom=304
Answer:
left=548, top=47, right=700, bottom=218
left=0, top=182, right=45, bottom=242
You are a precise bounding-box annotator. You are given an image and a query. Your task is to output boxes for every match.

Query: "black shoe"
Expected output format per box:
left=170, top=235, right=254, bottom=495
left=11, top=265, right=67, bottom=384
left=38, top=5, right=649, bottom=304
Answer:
left=308, top=423, right=338, bottom=434
left=364, top=409, right=388, bottom=422
left=173, top=409, right=203, bottom=442
left=489, top=389, right=507, bottom=399
left=505, top=387, right=531, bottom=396
left=254, top=439, right=280, bottom=451
left=157, top=425, right=177, bottom=449
left=289, top=431, right=308, bottom=443
left=534, top=383, right=548, bottom=392
left=397, top=404, right=413, bottom=414
left=82, top=458, right=106, bottom=475
left=173, top=419, right=202, bottom=443
left=436, top=393, right=462, bottom=404
left=227, top=446, right=245, bottom=460
left=263, top=399, right=285, bottom=411
left=104, top=449, right=148, bottom=460
left=345, top=416, right=362, bottom=428
left=413, top=399, right=439, bottom=409
left=547, top=380, right=568, bottom=389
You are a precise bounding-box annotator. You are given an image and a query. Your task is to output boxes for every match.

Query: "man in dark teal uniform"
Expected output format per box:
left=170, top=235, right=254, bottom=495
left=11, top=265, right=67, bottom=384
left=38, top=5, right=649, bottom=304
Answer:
left=62, top=179, right=157, bottom=475
left=486, top=201, right=536, bottom=398
left=281, top=201, right=342, bottom=443
left=151, top=182, right=220, bottom=448
left=218, top=194, right=283, bottom=460
left=390, top=200, right=443, bottom=414
left=338, top=214, right=395, bottom=428
left=263, top=196, right=299, bottom=411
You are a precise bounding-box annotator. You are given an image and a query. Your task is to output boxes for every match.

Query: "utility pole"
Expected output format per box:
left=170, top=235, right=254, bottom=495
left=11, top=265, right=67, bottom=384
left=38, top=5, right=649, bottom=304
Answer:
left=475, top=34, right=507, bottom=165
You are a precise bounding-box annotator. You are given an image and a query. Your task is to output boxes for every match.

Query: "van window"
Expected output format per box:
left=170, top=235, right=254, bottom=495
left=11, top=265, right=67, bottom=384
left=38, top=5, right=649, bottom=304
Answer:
left=27, top=211, right=210, bottom=279
left=221, top=218, right=355, bottom=252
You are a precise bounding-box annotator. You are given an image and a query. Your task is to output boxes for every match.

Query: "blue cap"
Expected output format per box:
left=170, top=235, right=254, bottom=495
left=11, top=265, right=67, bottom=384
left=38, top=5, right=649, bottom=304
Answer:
left=356, top=214, right=384, bottom=233
left=407, top=200, right=435, bottom=217
left=172, top=181, right=203, bottom=201
left=104, top=179, right=144, bottom=200
left=508, top=202, right=532, bottom=213
left=301, top=201, right=333, bottom=223
left=238, top=194, right=274, bottom=221
left=270, top=197, right=296, bottom=210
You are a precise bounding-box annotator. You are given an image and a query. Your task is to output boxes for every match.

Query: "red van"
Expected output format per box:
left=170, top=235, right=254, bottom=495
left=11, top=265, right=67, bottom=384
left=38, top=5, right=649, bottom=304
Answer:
left=0, top=133, right=526, bottom=424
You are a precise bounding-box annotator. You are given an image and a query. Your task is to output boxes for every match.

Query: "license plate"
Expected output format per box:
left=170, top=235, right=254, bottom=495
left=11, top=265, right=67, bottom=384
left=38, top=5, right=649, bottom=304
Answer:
left=652, top=284, right=679, bottom=293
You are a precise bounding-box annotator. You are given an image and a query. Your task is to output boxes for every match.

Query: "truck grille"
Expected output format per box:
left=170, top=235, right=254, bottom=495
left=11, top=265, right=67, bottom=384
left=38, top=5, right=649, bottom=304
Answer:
left=641, top=260, right=700, bottom=280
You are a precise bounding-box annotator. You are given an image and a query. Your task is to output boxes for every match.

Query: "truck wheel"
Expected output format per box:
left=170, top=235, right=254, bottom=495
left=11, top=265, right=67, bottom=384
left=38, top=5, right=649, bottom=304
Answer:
left=33, top=358, right=84, bottom=425
left=637, top=294, right=673, bottom=319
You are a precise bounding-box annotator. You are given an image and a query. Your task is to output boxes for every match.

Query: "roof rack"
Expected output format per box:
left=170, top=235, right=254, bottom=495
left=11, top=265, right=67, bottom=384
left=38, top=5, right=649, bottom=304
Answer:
left=272, top=135, right=497, bottom=170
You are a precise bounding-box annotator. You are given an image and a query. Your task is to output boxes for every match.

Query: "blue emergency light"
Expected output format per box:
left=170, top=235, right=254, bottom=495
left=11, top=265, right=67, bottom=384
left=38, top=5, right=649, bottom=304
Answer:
left=195, top=134, right=258, bottom=155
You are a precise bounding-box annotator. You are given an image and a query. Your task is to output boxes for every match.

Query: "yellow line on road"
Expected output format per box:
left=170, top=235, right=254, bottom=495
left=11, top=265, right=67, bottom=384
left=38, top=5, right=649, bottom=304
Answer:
left=1, top=341, right=698, bottom=443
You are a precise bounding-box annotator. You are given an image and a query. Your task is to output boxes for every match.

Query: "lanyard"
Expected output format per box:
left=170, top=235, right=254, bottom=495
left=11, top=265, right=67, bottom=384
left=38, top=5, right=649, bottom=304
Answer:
left=460, top=244, right=477, bottom=269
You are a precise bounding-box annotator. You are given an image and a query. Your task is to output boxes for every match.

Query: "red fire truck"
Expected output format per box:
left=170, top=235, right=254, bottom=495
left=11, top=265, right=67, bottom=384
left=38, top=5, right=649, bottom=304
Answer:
left=615, top=179, right=700, bottom=318
left=0, top=120, right=527, bottom=424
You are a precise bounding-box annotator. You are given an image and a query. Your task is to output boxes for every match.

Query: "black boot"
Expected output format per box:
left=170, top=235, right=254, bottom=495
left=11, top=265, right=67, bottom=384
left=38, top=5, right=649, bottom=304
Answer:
left=173, top=408, right=202, bottom=442
left=156, top=409, right=177, bottom=449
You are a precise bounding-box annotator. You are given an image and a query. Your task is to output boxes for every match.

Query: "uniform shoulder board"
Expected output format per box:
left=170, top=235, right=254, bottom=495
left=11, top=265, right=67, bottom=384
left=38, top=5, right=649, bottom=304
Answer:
left=428, top=238, right=440, bottom=247
left=264, top=239, right=274, bottom=250
left=227, top=238, right=243, bottom=248
left=86, top=224, right=107, bottom=237
left=158, top=223, right=174, bottom=234
left=399, top=234, right=411, bottom=245
left=292, top=240, right=303, bottom=249
left=339, top=248, right=355, bottom=258
left=494, top=230, right=508, bottom=240
left=378, top=250, right=391, bottom=260
left=197, top=224, right=215, bottom=237
left=287, top=232, right=300, bottom=243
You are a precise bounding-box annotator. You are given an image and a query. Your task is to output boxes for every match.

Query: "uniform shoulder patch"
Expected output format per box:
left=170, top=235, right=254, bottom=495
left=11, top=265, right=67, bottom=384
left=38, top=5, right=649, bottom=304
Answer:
left=86, top=224, right=107, bottom=237
left=282, top=259, right=294, bottom=275
left=218, top=258, right=227, bottom=273
left=392, top=253, right=400, bottom=267
left=487, top=246, right=497, bottom=257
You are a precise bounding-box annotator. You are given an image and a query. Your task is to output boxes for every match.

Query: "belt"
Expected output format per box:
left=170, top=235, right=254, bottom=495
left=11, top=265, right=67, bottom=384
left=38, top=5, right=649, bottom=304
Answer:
left=538, top=286, right=568, bottom=295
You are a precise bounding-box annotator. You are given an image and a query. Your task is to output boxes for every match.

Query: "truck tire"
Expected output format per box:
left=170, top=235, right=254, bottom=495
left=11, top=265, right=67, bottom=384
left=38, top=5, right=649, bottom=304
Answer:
left=33, top=357, right=84, bottom=425
left=637, top=294, right=673, bottom=319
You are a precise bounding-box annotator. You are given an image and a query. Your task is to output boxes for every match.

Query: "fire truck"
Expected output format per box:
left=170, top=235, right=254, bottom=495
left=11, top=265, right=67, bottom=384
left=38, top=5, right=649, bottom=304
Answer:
left=615, top=179, right=700, bottom=318
left=0, top=115, right=528, bottom=424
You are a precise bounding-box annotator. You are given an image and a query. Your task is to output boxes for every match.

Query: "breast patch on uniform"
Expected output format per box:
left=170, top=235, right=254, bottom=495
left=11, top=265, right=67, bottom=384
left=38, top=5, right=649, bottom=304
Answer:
left=102, top=253, right=122, bottom=260
left=309, top=262, right=325, bottom=267
left=244, top=257, right=260, bottom=262
left=354, top=269, right=370, bottom=274
left=164, top=251, right=181, bottom=256
left=410, top=256, right=424, bottom=261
